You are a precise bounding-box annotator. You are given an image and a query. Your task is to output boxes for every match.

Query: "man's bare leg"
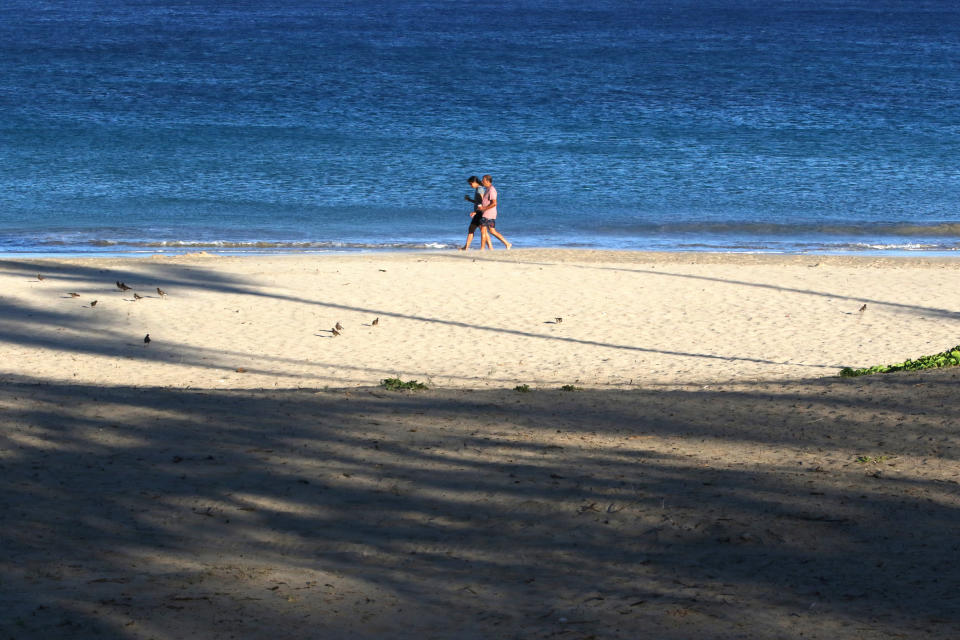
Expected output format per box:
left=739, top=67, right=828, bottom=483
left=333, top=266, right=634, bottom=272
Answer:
left=460, top=228, right=477, bottom=250
left=489, top=227, right=512, bottom=249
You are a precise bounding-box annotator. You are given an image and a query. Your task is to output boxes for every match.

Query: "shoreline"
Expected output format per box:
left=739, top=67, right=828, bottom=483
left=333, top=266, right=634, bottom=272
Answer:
left=6, top=245, right=960, bottom=264
left=3, top=245, right=960, bottom=261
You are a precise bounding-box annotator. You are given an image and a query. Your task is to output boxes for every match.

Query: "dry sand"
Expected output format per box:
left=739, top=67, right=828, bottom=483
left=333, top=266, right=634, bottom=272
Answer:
left=0, top=249, right=958, bottom=638
left=2, top=249, right=960, bottom=389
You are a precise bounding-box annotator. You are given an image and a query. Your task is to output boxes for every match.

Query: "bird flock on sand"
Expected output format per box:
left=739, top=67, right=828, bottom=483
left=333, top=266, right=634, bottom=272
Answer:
left=38, top=272, right=170, bottom=346
left=38, top=270, right=388, bottom=349
left=39, top=265, right=876, bottom=368
left=38, top=267, right=878, bottom=349
left=328, top=318, right=379, bottom=337
left=37, top=268, right=875, bottom=355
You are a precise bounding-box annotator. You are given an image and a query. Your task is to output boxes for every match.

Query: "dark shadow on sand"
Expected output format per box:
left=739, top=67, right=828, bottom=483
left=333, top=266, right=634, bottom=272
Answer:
left=1, top=369, right=957, bottom=638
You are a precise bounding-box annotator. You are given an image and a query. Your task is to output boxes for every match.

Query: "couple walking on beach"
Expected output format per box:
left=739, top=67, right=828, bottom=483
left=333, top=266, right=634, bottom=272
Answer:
left=461, top=174, right=511, bottom=250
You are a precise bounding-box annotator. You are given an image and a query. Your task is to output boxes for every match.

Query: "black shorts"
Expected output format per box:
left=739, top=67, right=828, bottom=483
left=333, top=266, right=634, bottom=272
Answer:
left=480, top=217, right=496, bottom=228
left=468, top=212, right=484, bottom=230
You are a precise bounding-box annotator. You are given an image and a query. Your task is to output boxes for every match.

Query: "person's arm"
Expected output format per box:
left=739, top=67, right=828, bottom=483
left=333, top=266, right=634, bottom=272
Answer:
left=477, top=196, right=496, bottom=212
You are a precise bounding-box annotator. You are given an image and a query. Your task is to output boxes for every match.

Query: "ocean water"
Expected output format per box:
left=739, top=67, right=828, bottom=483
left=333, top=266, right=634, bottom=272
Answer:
left=1, top=0, right=959, bottom=255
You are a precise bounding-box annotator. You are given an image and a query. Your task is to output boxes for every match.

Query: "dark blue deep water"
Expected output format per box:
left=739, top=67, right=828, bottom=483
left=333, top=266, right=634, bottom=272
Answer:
left=2, top=0, right=959, bottom=254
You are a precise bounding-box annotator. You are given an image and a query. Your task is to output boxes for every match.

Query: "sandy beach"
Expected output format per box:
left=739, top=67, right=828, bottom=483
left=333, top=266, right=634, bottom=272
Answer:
left=1, top=249, right=958, bottom=638
left=2, top=249, right=960, bottom=389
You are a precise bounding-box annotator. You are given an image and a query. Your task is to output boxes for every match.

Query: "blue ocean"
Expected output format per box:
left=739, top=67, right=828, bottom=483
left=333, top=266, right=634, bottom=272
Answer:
left=2, top=0, right=959, bottom=255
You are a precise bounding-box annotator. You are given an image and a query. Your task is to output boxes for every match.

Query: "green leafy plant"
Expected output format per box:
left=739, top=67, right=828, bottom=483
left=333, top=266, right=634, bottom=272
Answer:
left=840, top=345, right=960, bottom=377
left=514, top=384, right=532, bottom=393
left=856, top=455, right=891, bottom=464
left=560, top=384, right=582, bottom=391
left=380, top=377, right=428, bottom=391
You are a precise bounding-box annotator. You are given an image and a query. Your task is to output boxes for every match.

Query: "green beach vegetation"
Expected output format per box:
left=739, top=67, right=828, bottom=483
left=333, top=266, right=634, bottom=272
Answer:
left=840, top=344, right=960, bottom=378
left=380, top=377, right=428, bottom=391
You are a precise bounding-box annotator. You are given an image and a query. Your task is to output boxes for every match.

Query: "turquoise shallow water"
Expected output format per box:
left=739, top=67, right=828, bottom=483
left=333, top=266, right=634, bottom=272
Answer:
left=2, top=0, right=959, bottom=255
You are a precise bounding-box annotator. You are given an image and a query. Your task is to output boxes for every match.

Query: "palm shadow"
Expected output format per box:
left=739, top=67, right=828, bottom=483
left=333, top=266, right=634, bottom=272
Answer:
left=1, top=368, right=957, bottom=638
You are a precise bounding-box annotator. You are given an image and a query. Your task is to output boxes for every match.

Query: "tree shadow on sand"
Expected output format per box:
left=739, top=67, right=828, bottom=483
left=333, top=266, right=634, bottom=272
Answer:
left=1, top=369, right=957, bottom=639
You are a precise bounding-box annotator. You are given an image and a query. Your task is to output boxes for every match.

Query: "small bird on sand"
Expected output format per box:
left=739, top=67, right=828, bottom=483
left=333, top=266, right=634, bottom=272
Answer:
left=331, top=327, right=341, bottom=337
left=133, top=292, right=143, bottom=300
left=157, top=287, right=167, bottom=297
left=858, top=304, right=867, bottom=313
left=68, top=292, right=80, bottom=297
left=90, top=300, right=98, bottom=307
left=335, top=322, right=343, bottom=331
left=555, top=317, right=563, bottom=324
left=37, top=273, right=45, bottom=281
left=372, top=317, right=379, bottom=326
left=117, top=281, right=132, bottom=291
left=144, top=334, right=151, bottom=344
